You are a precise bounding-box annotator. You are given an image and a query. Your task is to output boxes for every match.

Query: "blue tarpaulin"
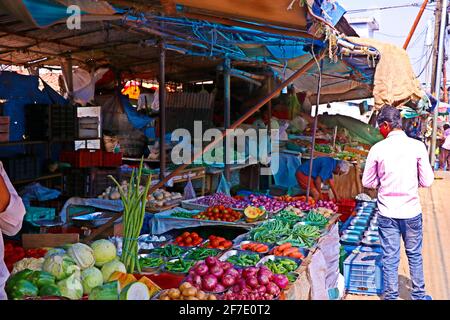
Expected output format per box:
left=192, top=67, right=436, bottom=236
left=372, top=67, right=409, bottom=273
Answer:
left=119, top=94, right=156, bottom=139
left=0, top=71, right=68, bottom=156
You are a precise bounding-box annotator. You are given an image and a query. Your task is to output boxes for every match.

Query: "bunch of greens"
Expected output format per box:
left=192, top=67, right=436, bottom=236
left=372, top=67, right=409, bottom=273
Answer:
left=109, top=158, right=152, bottom=273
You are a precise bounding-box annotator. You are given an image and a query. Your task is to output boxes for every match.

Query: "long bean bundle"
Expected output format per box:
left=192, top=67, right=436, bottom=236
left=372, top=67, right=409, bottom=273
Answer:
left=109, top=158, right=151, bottom=273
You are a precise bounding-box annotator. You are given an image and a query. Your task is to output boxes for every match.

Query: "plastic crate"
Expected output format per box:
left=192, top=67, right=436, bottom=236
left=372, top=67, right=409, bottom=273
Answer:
left=343, top=251, right=383, bottom=295
left=102, top=152, right=123, bottom=167
left=24, top=206, right=56, bottom=226
left=60, top=150, right=103, bottom=168
left=62, top=167, right=120, bottom=197
left=1, top=156, right=41, bottom=182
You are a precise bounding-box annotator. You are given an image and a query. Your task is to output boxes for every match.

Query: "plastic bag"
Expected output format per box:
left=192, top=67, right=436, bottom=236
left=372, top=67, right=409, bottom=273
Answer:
left=183, top=178, right=196, bottom=200
left=279, top=121, right=289, bottom=140
left=216, top=173, right=231, bottom=196
left=290, top=116, right=308, bottom=133
left=151, top=87, right=159, bottom=112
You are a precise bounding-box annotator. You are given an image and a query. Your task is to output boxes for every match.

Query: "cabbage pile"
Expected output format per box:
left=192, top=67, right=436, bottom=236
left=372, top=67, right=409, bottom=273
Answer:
left=40, top=239, right=119, bottom=299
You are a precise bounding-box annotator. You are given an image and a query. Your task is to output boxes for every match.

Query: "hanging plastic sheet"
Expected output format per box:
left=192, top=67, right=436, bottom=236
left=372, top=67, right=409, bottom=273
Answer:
left=183, top=178, right=197, bottom=200
left=119, top=94, right=156, bottom=139
left=319, top=114, right=383, bottom=146
left=271, top=152, right=301, bottom=188
left=216, top=173, right=231, bottom=196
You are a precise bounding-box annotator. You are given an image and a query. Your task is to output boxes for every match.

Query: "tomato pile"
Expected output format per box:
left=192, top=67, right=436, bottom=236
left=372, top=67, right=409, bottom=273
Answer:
left=4, top=242, right=47, bottom=271
left=174, top=232, right=203, bottom=247
left=193, top=205, right=242, bottom=222
left=203, top=235, right=233, bottom=250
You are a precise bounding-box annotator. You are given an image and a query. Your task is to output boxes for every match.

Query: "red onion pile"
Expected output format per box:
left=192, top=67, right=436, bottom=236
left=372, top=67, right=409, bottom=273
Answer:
left=194, top=193, right=248, bottom=209
left=315, top=200, right=338, bottom=212
left=286, top=200, right=338, bottom=212
left=184, top=257, right=289, bottom=300
left=287, top=201, right=313, bottom=211
left=247, top=195, right=286, bottom=213
left=185, top=256, right=240, bottom=293
left=222, top=266, right=289, bottom=300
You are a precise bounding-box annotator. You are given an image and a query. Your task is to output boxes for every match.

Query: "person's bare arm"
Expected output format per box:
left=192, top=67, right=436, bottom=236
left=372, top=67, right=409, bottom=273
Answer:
left=327, top=179, right=339, bottom=201
left=0, top=175, right=10, bottom=212
left=314, top=176, right=323, bottom=200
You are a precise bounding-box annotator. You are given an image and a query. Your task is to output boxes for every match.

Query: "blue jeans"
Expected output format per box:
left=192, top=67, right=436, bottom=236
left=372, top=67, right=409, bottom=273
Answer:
left=378, top=213, right=426, bottom=300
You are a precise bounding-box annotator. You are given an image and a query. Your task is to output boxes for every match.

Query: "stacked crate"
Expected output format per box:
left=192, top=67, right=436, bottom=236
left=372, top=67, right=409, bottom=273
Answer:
left=24, top=104, right=50, bottom=140
left=0, top=156, right=41, bottom=182
left=62, top=167, right=121, bottom=198
left=50, top=104, right=76, bottom=140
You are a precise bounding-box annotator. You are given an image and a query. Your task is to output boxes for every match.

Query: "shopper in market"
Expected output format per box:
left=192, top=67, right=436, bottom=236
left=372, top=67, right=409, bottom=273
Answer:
left=295, top=157, right=350, bottom=201
left=362, top=106, right=434, bottom=300
left=0, top=161, right=26, bottom=300
left=439, top=123, right=450, bottom=170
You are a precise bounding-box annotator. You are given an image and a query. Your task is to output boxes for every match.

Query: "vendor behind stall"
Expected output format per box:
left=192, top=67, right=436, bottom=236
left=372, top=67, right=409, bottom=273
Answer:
left=295, top=157, right=350, bottom=201
left=0, top=161, right=26, bottom=300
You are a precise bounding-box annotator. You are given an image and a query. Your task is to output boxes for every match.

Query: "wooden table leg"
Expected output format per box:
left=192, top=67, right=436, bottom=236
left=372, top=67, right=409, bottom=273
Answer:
left=201, top=175, right=206, bottom=196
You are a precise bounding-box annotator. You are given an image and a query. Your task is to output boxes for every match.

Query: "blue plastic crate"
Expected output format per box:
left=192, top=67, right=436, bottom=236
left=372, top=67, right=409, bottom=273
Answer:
left=25, top=206, right=56, bottom=226
left=344, top=251, right=383, bottom=295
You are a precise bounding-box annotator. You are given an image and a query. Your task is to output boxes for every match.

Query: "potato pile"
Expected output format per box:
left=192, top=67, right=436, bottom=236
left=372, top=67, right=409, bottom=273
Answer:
left=159, top=282, right=217, bottom=300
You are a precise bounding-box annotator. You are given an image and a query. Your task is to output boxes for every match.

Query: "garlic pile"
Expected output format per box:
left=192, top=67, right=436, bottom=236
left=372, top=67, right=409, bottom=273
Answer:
left=98, top=181, right=145, bottom=200
left=147, top=189, right=183, bottom=208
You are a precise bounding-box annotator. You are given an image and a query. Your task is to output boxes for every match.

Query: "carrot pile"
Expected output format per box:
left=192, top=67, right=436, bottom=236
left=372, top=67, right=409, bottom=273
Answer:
left=240, top=242, right=269, bottom=253
left=271, top=243, right=304, bottom=259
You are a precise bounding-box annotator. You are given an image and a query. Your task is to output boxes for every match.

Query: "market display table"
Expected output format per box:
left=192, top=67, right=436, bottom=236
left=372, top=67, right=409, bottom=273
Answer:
left=150, top=209, right=341, bottom=300
left=282, top=215, right=341, bottom=300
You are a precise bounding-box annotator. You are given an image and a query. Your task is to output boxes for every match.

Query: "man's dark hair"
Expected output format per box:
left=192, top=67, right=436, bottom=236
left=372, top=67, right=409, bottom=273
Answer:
left=444, top=124, right=450, bottom=130
left=377, top=105, right=402, bottom=129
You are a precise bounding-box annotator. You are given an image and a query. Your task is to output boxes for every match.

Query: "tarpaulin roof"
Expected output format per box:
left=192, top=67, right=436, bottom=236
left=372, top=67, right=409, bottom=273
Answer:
left=0, top=0, right=118, bottom=28
left=0, top=0, right=423, bottom=107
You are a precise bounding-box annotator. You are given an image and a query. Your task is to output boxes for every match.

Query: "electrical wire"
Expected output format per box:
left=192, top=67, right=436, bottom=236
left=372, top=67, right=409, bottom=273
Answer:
left=346, top=2, right=435, bottom=14
left=416, top=47, right=433, bottom=78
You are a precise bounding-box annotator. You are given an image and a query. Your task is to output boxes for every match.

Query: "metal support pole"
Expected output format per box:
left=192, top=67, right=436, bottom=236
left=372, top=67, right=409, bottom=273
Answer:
left=224, top=57, right=231, bottom=181
left=332, top=126, right=338, bottom=150
left=267, top=76, right=272, bottom=134
left=267, top=75, right=273, bottom=188
left=306, top=59, right=324, bottom=200
left=430, top=0, right=448, bottom=167
left=403, top=0, right=429, bottom=49
left=66, top=55, right=74, bottom=102
left=159, top=40, right=166, bottom=181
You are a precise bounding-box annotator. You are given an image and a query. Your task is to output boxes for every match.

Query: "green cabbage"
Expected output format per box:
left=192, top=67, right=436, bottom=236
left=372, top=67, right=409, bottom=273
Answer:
left=39, top=284, right=62, bottom=297
left=57, top=273, right=83, bottom=300
left=101, top=260, right=126, bottom=282
left=8, top=279, right=38, bottom=300
left=68, top=243, right=95, bottom=270
left=42, top=255, right=80, bottom=281
left=81, top=267, right=103, bottom=294
left=44, top=248, right=66, bottom=258
left=90, top=239, right=117, bottom=267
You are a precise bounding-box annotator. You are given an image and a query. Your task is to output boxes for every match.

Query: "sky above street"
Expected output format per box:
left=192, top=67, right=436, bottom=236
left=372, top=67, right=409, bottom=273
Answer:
left=339, top=0, right=443, bottom=88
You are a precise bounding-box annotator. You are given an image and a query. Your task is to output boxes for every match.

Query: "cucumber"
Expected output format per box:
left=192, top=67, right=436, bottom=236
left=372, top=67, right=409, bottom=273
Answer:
left=119, top=282, right=150, bottom=300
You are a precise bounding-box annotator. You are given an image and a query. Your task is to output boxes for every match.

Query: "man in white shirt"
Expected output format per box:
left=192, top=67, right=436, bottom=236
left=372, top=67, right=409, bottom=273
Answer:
left=362, top=106, right=434, bottom=300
